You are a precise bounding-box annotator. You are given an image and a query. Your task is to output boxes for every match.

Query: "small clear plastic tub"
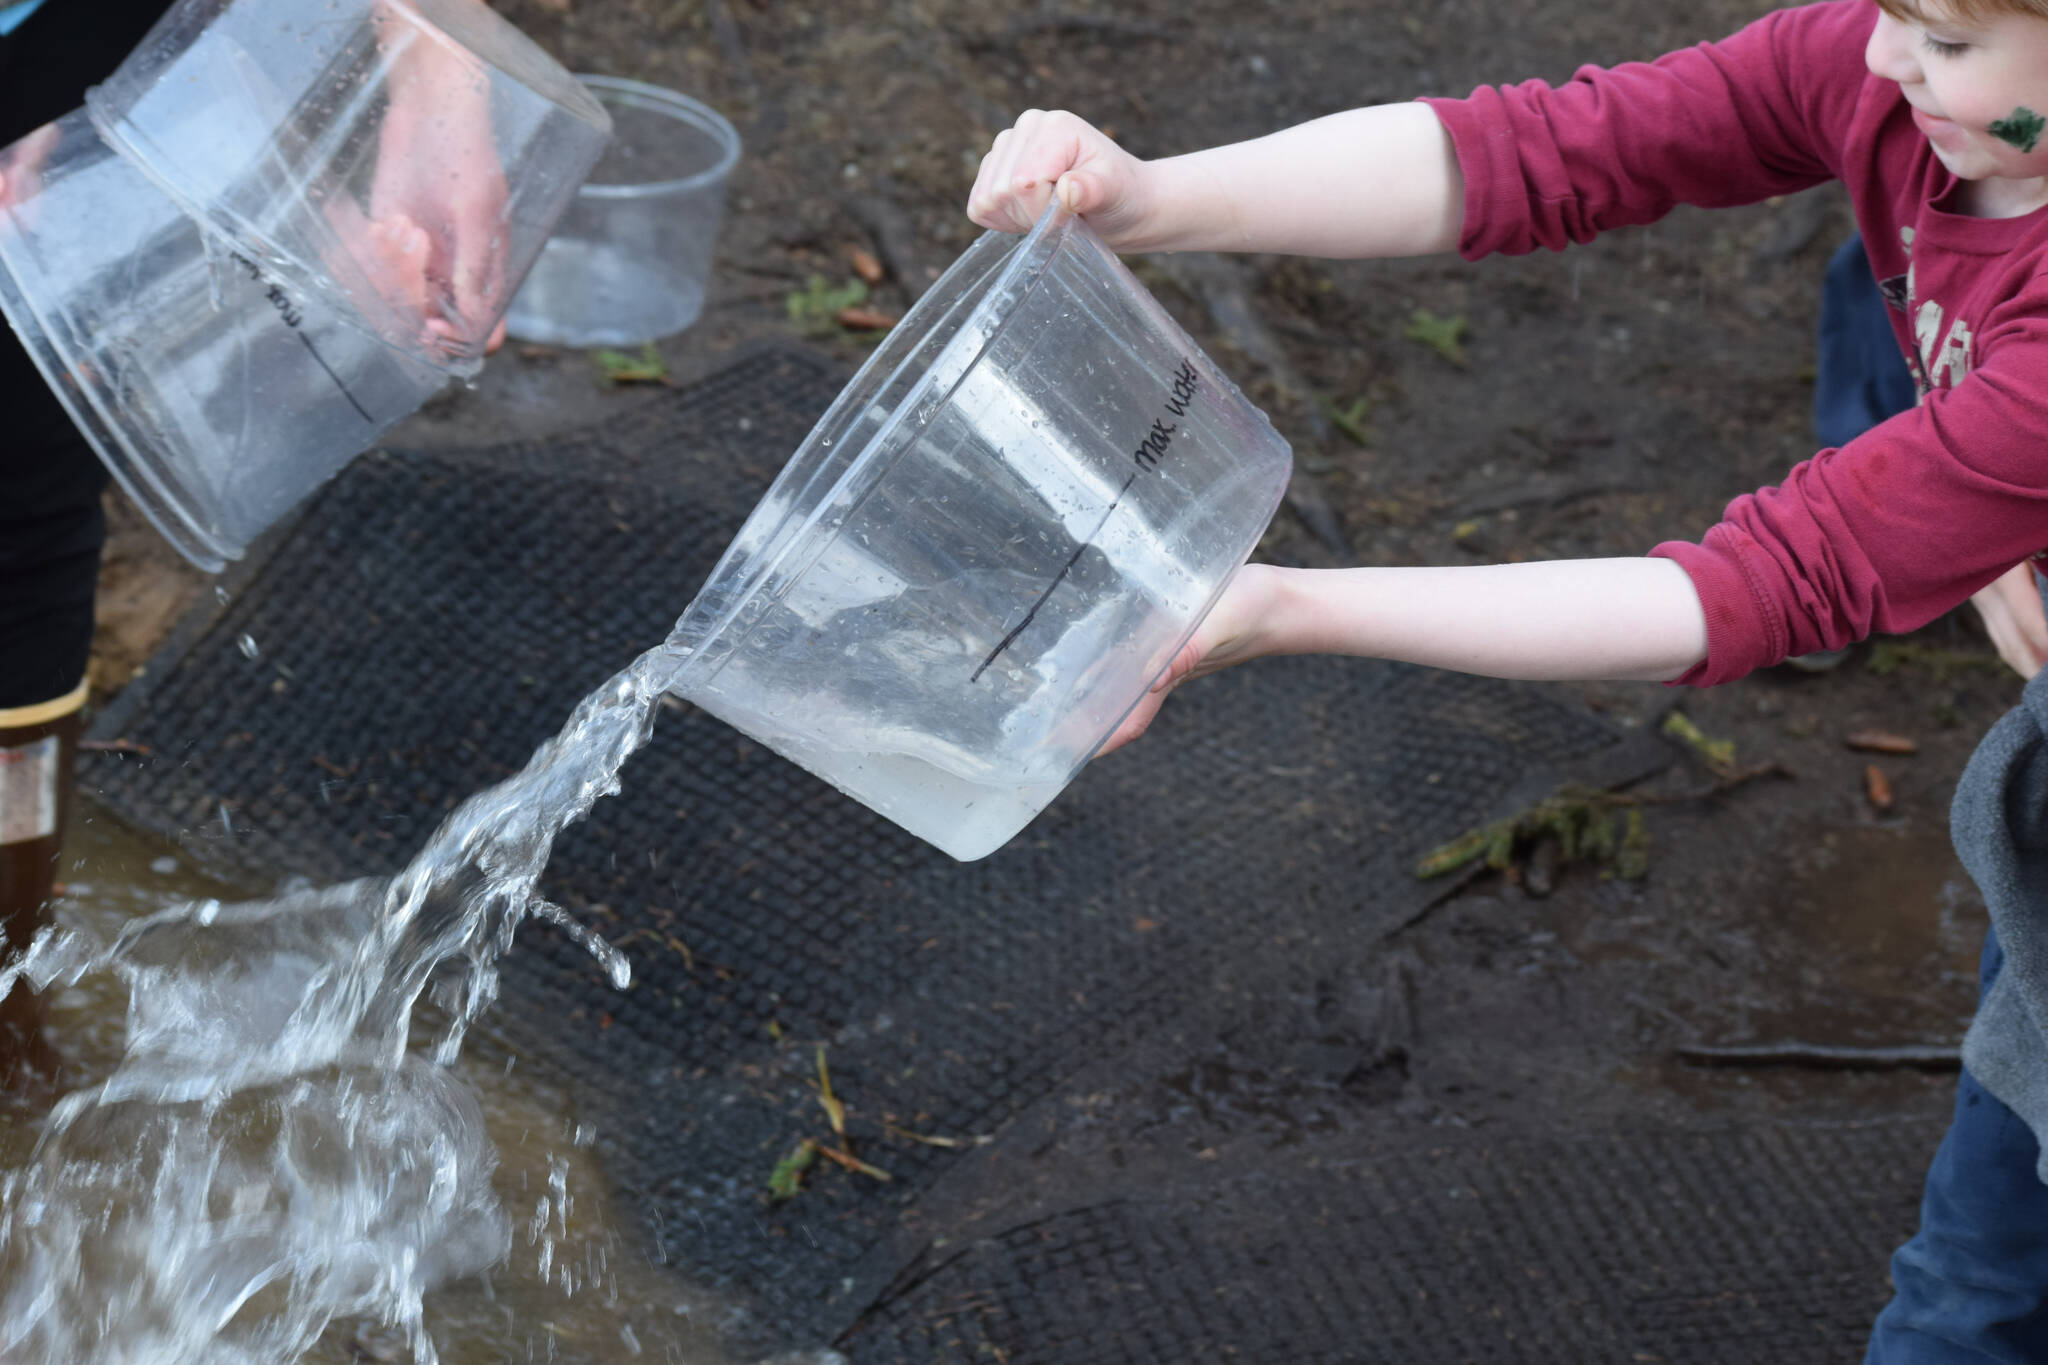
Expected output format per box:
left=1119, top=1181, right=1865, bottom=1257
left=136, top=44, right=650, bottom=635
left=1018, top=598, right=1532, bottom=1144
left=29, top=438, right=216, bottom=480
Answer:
left=506, top=77, right=740, bottom=348
left=85, top=0, right=613, bottom=373
left=0, top=111, right=450, bottom=571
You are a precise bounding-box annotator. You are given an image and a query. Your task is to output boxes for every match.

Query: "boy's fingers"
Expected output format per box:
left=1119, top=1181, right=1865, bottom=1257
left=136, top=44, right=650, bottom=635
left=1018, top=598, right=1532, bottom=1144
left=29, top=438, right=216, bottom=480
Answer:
left=1055, top=171, right=1104, bottom=216
left=970, top=110, right=1105, bottom=232
left=985, top=114, right=1040, bottom=214
left=1098, top=690, right=1167, bottom=756
left=969, top=128, right=1012, bottom=212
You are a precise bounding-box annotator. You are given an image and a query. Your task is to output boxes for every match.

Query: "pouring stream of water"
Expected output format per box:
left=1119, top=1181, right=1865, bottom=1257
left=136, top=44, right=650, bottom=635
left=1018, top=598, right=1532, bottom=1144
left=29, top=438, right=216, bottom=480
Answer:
left=0, top=632, right=705, bottom=1363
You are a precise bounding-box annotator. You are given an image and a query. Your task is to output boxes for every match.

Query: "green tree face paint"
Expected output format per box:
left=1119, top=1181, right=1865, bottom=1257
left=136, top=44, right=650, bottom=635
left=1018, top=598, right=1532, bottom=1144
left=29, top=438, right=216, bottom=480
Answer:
left=1990, top=106, right=2046, bottom=152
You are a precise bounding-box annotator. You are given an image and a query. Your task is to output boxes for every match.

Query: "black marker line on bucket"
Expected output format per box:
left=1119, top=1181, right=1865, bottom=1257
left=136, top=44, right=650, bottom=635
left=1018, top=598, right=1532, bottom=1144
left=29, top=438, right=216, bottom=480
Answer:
left=1990, top=105, right=2046, bottom=152
left=974, top=356, right=1207, bottom=679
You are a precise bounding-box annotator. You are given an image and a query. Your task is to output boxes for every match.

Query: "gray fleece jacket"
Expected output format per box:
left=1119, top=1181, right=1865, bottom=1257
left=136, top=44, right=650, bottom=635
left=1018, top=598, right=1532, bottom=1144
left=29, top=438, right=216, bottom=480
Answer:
left=1954, top=660, right=2048, bottom=1179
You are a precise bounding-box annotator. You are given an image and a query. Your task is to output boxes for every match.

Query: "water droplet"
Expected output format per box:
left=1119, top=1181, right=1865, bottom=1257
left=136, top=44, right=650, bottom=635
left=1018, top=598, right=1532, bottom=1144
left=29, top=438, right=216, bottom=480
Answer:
left=149, top=856, right=178, bottom=875
left=214, top=585, right=232, bottom=606
left=237, top=633, right=260, bottom=660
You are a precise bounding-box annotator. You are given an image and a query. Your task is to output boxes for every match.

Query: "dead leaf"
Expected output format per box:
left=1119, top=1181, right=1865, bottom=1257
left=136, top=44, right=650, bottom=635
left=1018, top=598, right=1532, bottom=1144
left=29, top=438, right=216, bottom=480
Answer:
left=849, top=247, right=885, bottom=285
left=1865, top=763, right=1894, bottom=812
left=1845, top=729, right=1917, bottom=755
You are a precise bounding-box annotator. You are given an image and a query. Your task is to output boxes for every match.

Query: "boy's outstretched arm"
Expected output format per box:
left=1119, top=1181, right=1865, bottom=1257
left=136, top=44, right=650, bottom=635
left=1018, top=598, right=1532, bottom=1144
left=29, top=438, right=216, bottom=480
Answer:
left=968, top=104, right=1463, bottom=259
left=1102, top=558, right=1708, bottom=753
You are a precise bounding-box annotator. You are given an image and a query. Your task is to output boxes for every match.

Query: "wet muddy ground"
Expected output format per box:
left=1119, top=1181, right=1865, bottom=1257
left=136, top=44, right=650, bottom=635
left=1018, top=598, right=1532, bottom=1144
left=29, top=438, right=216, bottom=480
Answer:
left=11, top=810, right=745, bottom=1363
left=67, top=0, right=2025, bottom=1354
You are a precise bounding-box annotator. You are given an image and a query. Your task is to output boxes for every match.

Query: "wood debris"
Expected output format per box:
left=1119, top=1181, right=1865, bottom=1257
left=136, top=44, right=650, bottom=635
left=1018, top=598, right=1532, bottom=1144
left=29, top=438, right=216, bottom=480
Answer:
left=835, top=305, right=898, bottom=331
left=849, top=246, right=886, bottom=285
left=1845, top=728, right=1917, bottom=755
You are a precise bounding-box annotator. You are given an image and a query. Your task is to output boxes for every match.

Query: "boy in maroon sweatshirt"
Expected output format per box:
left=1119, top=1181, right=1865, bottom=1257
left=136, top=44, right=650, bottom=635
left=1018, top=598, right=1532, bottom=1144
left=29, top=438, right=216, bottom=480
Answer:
left=972, top=1, right=2048, bottom=1356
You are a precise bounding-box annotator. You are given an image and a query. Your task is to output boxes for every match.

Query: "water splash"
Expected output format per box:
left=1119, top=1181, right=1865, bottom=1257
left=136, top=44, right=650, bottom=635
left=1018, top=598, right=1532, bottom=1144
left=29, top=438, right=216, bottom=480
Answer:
left=0, top=638, right=699, bottom=1362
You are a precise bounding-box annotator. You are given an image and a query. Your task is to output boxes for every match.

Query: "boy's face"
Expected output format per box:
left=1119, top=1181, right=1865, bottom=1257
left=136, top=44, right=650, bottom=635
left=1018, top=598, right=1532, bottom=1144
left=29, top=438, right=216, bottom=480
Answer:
left=1868, top=1, right=2048, bottom=183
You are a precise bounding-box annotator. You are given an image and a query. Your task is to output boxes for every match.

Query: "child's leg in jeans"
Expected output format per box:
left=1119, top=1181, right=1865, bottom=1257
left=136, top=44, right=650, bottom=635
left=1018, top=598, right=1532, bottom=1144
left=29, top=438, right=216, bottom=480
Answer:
left=1865, top=931, right=2048, bottom=1362
left=1794, top=233, right=1919, bottom=669
left=1815, top=233, right=1918, bottom=448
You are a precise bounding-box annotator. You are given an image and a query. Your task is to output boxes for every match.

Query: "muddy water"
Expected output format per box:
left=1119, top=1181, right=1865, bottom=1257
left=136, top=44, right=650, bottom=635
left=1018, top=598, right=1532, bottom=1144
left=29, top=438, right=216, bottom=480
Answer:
left=3, top=803, right=738, bottom=1364
left=1745, top=820, right=1984, bottom=1045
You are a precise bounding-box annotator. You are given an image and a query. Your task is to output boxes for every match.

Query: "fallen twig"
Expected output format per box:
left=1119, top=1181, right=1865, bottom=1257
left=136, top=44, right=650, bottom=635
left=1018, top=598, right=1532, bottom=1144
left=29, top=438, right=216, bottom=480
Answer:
left=1677, top=1041, right=1959, bottom=1071
left=886, top=1124, right=993, bottom=1150
left=1414, top=765, right=1788, bottom=883
left=1661, top=710, right=1738, bottom=777
left=816, top=1143, right=893, bottom=1182
left=814, top=1046, right=846, bottom=1138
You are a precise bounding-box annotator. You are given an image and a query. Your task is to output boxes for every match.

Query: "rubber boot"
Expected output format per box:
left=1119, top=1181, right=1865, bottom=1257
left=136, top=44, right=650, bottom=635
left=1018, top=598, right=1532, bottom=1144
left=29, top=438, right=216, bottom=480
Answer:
left=0, top=676, right=85, bottom=1092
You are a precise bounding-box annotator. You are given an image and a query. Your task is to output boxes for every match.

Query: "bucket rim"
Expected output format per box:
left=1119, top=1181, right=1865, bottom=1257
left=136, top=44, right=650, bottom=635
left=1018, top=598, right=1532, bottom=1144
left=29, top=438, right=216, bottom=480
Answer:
left=569, top=75, right=741, bottom=200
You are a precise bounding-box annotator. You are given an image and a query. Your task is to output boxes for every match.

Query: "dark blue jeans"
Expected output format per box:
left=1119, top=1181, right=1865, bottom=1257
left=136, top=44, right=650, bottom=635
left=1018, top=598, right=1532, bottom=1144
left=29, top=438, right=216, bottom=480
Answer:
left=1865, top=932, right=2048, bottom=1361
left=1814, top=233, right=1918, bottom=449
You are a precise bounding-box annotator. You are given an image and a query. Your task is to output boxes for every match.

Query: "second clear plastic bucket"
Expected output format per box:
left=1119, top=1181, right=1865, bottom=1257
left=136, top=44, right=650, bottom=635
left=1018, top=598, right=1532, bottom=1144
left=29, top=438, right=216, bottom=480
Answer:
left=505, top=77, right=740, bottom=347
left=0, top=112, right=450, bottom=571
left=667, top=204, right=1293, bottom=861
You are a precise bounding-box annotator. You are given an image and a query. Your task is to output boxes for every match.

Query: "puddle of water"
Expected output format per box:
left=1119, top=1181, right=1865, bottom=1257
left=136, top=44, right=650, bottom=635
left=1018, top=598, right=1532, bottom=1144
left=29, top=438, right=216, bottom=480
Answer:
left=1746, top=820, right=1983, bottom=1044
left=1612, top=820, right=1985, bottom=1113
left=2, top=800, right=740, bottom=1363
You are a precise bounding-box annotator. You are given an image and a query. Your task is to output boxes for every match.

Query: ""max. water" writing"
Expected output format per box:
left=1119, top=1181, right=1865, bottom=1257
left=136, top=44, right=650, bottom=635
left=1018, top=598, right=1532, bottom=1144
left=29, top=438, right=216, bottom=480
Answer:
left=1133, top=357, right=1202, bottom=471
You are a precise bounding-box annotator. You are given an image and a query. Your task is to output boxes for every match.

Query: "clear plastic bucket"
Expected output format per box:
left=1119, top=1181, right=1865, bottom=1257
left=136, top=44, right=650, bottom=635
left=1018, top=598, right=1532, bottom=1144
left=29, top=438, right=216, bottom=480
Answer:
left=0, top=112, right=450, bottom=571
left=667, top=204, right=1293, bottom=861
left=84, top=0, right=613, bottom=373
left=505, top=77, right=740, bottom=348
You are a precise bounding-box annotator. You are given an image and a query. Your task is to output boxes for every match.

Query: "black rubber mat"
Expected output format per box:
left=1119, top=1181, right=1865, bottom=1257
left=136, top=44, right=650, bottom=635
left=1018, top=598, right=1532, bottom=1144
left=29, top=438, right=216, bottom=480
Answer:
left=80, top=344, right=1924, bottom=1361
left=845, top=1118, right=1937, bottom=1363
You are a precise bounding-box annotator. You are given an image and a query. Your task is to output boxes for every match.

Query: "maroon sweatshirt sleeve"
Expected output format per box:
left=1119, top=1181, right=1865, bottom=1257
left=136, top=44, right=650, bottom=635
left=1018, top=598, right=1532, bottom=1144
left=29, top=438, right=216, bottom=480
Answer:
left=1419, top=2, right=1868, bottom=258
left=1651, top=322, right=2048, bottom=684
left=1415, top=0, right=2048, bottom=686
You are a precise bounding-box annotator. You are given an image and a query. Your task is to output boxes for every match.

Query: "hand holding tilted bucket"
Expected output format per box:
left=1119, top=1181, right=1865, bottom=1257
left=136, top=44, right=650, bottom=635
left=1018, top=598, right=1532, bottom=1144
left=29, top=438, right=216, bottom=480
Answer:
left=666, top=203, right=1294, bottom=861
left=0, top=0, right=612, bottom=571
left=85, top=0, right=614, bottom=373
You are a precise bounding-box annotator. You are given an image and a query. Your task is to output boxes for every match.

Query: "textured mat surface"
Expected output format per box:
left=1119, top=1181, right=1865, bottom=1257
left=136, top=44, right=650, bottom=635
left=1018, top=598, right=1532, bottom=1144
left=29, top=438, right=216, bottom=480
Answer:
left=82, top=345, right=1933, bottom=1361
left=845, top=1119, right=1934, bottom=1364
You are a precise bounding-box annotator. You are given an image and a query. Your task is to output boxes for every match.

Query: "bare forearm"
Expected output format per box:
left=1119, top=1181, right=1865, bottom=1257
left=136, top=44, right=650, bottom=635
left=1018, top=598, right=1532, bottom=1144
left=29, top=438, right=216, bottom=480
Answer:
left=1135, top=104, right=1463, bottom=258
left=1253, top=560, right=1709, bottom=683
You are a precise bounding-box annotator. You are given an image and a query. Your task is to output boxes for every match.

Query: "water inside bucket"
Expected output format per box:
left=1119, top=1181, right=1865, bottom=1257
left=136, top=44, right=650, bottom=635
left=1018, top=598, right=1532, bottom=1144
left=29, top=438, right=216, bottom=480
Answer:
left=504, top=237, right=708, bottom=348
left=660, top=209, right=1290, bottom=860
